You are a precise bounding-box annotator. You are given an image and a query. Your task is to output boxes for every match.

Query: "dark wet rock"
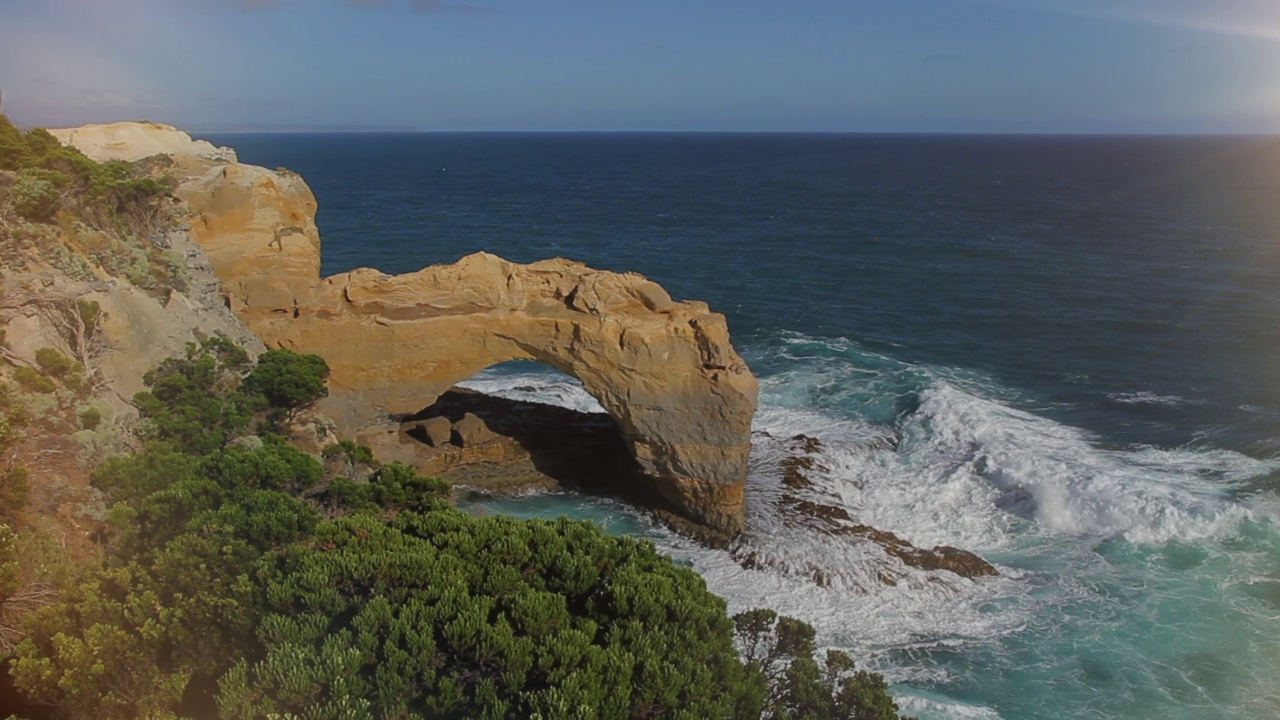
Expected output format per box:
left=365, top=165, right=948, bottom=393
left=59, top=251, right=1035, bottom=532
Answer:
left=833, top=524, right=998, bottom=578
left=779, top=496, right=853, bottom=525
left=781, top=434, right=828, bottom=491
left=792, top=433, right=823, bottom=454
left=780, top=456, right=818, bottom=491
left=773, top=431, right=998, bottom=580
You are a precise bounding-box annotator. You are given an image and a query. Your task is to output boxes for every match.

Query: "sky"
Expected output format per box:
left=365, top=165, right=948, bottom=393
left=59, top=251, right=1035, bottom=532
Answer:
left=1, top=0, right=1278, bottom=133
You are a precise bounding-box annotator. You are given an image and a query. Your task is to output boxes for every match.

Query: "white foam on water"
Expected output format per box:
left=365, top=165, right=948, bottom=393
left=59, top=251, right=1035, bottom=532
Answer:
left=449, top=348, right=1280, bottom=719
left=1108, top=391, right=1203, bottom=407
left=457, top=369, right=607, bottom=414
left=896, top=695, right=1006, bottom=720
left=641, top=519, right=1032, bottom=664
left=893, top=382, right=1275, bottom=546
left=755, top=347, right=1277, bottom=549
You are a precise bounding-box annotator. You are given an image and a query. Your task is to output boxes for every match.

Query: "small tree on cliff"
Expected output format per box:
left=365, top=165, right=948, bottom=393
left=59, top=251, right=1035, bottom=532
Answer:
left=243, top=347, right=330, bottom=415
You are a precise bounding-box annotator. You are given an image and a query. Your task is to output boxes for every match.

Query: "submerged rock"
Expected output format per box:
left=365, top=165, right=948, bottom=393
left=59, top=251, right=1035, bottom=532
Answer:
left=773, top=433, right=998, bottom=581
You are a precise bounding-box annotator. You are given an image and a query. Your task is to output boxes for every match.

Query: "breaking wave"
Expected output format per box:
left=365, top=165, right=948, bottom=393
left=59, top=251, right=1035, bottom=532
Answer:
left=456, top=338, right=1280, bottom=719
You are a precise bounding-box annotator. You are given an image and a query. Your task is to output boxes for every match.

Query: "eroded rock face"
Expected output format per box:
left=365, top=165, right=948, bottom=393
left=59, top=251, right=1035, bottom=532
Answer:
left=240, top=251, right=759, bottom=534
left=176, top=164, right=323, bottom=283
left=52, top=122, right=760, bottom=535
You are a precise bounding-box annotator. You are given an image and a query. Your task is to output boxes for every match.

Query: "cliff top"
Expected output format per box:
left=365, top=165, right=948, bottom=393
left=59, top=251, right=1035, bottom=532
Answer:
left=47, top=121, right=237, bottom=164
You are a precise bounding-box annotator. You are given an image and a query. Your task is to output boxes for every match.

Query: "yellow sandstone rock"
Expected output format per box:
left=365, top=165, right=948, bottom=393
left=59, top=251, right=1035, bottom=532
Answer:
left=54, top=122, right=760, bottom=535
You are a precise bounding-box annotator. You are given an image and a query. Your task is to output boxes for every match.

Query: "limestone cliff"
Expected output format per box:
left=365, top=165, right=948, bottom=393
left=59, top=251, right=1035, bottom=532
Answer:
left=48, top=122, right=237, bottom=164
left=55, top=122, right=760, bottom=535
left=0, top=132, right=266, bottom=565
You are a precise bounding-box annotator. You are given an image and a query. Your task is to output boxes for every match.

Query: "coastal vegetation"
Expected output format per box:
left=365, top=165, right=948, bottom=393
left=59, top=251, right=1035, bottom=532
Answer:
left=0, top=115, right=914, bottom=718
left=0, top=113, right=183, bottom=294
left=4, top=339, right=913, bottom=719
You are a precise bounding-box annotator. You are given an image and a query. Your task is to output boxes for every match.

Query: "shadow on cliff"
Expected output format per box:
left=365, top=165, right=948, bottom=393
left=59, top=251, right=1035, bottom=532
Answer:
left=399, top=388, right=677, bottom=512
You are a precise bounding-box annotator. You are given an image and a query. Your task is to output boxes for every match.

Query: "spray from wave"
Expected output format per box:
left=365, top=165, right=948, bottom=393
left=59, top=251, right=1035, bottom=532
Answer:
left=458, top=336, right=1280, bottom=719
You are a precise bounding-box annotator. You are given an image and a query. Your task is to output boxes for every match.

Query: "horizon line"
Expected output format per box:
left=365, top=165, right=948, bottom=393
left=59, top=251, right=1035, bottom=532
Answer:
left=188, top=128, right=1280, bottom=138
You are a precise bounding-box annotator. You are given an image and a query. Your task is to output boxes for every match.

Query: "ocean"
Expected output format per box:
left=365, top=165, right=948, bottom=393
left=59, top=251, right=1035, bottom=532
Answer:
left=204, top=132, right=1280, bottom=720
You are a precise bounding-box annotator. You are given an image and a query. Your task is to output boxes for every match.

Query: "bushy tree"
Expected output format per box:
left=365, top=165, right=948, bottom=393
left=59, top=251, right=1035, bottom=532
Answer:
left=243, top=347, right=330, bottom=412
left=10, top=564, right=196, bottom=720
left=12, top=367, right=54, bottom=394
left=133, top=337, right=256, bottom=454
left=34, top=347, right=74, bottom=378
left=17, top=439, right=328, bottom=719
left=218, top=511, right=761, bottom=720
left=8, top=171, right=61, bottom=223
left=79, top=406, right=103, bottom=430
left=0, top=114, right=34, bottom=171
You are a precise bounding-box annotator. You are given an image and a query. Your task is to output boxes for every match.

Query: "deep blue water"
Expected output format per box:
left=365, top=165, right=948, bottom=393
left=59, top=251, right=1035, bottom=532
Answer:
left=206, top=132, right=1280, bottom=720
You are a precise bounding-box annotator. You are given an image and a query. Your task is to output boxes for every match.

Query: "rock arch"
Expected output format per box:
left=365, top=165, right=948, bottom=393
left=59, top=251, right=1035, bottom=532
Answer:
left=171, top=161, right=758, bottom=534
left=248, top=254, right=756, bottom=532
left=45, top=123, right=759, bottom=533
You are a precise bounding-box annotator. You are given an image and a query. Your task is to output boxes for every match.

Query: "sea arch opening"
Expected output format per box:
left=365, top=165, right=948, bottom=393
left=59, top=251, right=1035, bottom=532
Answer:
left=396, top=358, right=650, bottom=502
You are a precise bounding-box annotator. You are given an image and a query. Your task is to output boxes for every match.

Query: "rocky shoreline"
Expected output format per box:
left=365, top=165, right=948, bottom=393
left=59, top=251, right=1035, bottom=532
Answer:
left=42, top=120, right=999, bottom=586
left=358, top=386, right=999, bottom=583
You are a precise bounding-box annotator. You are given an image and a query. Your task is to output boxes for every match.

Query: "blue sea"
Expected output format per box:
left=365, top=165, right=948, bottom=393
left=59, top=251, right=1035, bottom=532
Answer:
left=206, top=132, right=1280, bottom=720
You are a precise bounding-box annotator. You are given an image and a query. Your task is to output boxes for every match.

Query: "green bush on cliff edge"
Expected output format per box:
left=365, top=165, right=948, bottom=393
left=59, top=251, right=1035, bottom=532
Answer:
left=0, top=113, right=181, bottom=292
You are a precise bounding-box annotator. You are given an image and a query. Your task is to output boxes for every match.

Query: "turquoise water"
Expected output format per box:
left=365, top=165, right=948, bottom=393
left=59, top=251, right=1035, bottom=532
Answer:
left=209, top=133, right=1280, bottom=719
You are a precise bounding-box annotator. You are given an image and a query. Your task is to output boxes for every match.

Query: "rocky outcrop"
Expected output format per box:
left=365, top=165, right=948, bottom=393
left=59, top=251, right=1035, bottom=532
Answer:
left=239, top=251, right=758, bottom=534
left=368, top=387, right=639, bottom=498
left=48, top=122, right=237, bottom=164
left=52, top=122, right=759, bottom=535
left=176, top=164, right=322, bottom=284
left=763, top=434, right=998, bottom=582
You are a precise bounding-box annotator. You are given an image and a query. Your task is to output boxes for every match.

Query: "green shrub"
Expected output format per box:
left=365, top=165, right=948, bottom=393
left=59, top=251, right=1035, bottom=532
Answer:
left=34, top=347, right=75, bottom=379
left=8, top=172, right=60, bottom=223
left=217, top=511, right=760, bottom=720
left=735, top=608, right=913, bottom=720
left=134, top=337, right=255, bottom=454
left=243, top=348, right=330, bottom=411
left=0, top=466, right=29, bottom=523
left=75, top=299, right=103, bottom=343
left=21, top=128, right=62, bottom=161
left=322, top=438, right=375, bottom=465
left=0, top=115, right=33, bottom=171
left=13, top=367, right=55, bottom=394
left=78, top=406, right=102, bottom=431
